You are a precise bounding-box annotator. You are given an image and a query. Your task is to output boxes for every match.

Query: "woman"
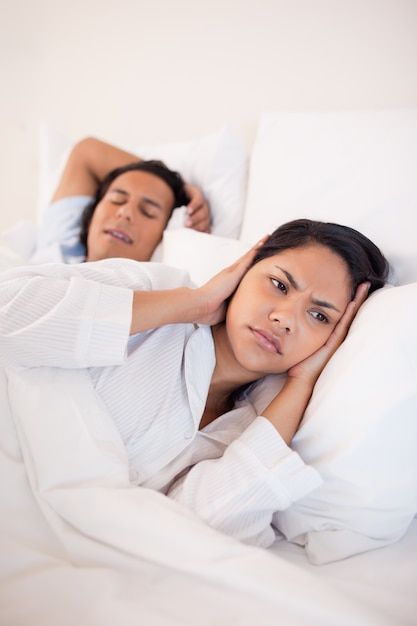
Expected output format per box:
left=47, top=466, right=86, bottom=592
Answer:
left=0, top=219, right=389, bottom=547
left=32, top=137, right=210, bottom=264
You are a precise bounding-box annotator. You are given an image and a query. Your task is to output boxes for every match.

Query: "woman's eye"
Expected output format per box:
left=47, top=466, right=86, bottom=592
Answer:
left=310, top=310, right=329, bottom=324
left=271, top=278, right=287, bottom=293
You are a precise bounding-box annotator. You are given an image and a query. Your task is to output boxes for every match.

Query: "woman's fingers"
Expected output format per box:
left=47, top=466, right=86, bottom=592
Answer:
left=233, top=235, right=270, bottom=269
left=328, top=282, right=370, bottom=349
left=195, top=235, right=270, bottom=325
left=288, top=282, right=371, bottom=383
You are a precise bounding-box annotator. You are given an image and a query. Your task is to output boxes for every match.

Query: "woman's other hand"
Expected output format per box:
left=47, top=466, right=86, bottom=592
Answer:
left=261, top=282, right=370, bottom=444
left=287, top=281, right=371, bottom=385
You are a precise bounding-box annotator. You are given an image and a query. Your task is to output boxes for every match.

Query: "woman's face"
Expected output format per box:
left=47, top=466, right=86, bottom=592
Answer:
left=86, top=170, right=175, bottom=262
left=225, top=244, right=352, bottom=377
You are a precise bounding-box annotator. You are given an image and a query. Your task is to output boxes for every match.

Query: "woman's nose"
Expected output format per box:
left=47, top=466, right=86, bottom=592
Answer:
left=269, top=304, right=293, bottom=332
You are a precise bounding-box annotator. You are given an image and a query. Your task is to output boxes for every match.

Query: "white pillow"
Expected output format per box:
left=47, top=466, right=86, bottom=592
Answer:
left=38, top=123, right=248, bottom=239
left=248, top=282, right=417, bottom=564
left=162, top=228, right=249, bottom=286
left=240, top=110, right=417, bottom=286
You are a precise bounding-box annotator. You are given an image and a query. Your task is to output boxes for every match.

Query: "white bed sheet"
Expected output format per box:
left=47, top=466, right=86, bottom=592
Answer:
left=272, top=520, right=417, bottom=626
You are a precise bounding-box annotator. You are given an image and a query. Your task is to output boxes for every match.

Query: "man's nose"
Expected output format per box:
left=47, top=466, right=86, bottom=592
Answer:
left=116, top=203, right=135, bottom=221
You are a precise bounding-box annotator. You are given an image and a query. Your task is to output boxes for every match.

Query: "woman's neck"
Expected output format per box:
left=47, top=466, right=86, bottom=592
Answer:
left=210, top=323, right=255, bottom=388
left=200, top=325, right=258, bottom=429
left=199, top=392, right=235, bottom=430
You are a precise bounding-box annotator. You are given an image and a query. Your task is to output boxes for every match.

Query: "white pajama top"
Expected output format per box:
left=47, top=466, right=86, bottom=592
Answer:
left=0, top=258, right=322, bottom=548
left=31, top=195, right=91, bottom=264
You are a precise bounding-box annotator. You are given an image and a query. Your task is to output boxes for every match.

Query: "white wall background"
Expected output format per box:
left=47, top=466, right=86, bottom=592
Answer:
left=1, top=0, right=417, bottom=231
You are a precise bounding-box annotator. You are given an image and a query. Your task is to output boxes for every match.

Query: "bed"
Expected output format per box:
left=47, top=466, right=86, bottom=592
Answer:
left=1, top=109, right=416, bottom=626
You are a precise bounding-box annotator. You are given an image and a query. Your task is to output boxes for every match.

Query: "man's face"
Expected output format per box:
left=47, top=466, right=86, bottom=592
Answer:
left=86, top=170, right=175, bottom=262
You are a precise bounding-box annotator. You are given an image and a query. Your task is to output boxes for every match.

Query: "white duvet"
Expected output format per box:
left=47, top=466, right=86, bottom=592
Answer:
left=0, top=353, right=393, bottom=626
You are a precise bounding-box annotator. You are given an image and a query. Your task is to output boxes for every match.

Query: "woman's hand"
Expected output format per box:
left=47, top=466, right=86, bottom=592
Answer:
left=288, top=281, right=371, bottom=385
left=192, top=236, right=269, bottom=326
left=130, top=236, right=269, bottom=334
left=261, top=282, right=370, bottom=444
left=183, top=183, right=211, bottom=233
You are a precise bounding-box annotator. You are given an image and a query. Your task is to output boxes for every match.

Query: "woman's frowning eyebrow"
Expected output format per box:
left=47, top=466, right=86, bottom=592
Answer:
left=275, top=265, right=341, bottom=312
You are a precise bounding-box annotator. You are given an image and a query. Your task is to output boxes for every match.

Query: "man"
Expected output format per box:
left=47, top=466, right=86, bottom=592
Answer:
left=32, top=137, right=210, bottom=264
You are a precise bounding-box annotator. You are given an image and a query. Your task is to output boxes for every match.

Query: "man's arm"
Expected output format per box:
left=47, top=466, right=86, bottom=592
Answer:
left=52, top=137, right=141, bottom=201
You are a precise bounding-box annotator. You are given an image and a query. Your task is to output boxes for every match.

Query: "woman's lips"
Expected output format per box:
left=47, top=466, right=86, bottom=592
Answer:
left=251, top=328, right=283, bottom=354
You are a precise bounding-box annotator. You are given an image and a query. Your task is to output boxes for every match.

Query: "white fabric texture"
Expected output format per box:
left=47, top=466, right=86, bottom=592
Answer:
left=38, top=123, right=248, bottom=239
left=0, top=258, right=321, bottom=547
left=241, top=109, right=417, bottom=285
left=0, top=359, right=393, bottom=626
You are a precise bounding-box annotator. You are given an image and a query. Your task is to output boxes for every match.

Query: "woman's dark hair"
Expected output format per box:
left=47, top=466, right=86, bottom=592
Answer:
left=79, top=160, right=190, bottom=251
left=251, top=218, right=390, bottom=297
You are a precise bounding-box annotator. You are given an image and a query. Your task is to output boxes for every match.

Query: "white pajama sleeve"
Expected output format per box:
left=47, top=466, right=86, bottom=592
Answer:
left=0, top=260, right=192, bottom=368
left=0, top=259, right=191, bottom=369
left=167, top=416, right=322, bottom=548
left=0, top=274, right=132, bottom=368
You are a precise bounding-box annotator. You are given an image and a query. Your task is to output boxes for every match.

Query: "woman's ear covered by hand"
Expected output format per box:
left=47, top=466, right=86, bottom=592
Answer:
left=288, top=281, right=371, bottom=385
left=130, top=236, right=269, bottom=334
left=261, top=282, right=370, bottom=445
left=194, top=235, right=270, bottom=326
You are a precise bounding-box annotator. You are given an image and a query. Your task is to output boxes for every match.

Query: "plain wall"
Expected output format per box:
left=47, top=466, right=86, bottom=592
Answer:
left=1, top=0, right=417, bottom=231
